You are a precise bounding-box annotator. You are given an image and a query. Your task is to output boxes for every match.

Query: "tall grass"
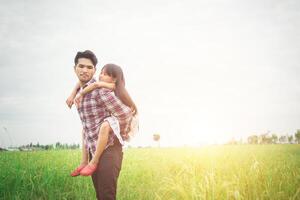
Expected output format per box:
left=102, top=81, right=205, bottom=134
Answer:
left=1, top=145, right=299, bottom=200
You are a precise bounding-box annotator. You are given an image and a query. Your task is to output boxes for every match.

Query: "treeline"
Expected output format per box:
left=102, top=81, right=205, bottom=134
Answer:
left=228, top=130, right=300, bottom=145
left=17, top=142, right=80, bottom=151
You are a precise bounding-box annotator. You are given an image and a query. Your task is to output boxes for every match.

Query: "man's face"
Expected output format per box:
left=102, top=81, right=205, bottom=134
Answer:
left=74, top=58, right=96, bottom=84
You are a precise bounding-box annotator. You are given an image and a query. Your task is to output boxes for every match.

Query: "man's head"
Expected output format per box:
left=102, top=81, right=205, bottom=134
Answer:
left=74, top=50, right=98, bottom=84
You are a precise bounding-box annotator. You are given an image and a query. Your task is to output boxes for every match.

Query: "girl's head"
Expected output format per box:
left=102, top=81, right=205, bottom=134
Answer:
left=100, top=63, right=138, bottom=115
left=100, top=64, right=125, bottom=86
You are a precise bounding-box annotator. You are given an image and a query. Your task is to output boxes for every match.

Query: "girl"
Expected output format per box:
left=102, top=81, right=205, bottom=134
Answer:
left=67, top=64, right=138, bottom=176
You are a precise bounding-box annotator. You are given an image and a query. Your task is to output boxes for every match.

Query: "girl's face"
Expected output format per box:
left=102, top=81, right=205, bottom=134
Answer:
left=99, top=68, right=116, bottom=83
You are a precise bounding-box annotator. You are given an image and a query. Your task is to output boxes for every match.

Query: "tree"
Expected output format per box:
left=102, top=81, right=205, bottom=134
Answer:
left=247, top=135, right=258, bottom=144
left=288, top=135, right=294, bottom=143
left=260, top=133, right=272, bottom=144
left=271, top=134, right=278, bottom=144
left=295, top=130, right=300, bottom=144
left=227, top=138, right=238, bottom=145
left=153, top=134, right=160, bottom=147
left=279, top=135, right=287, bottom=143
left=55, top=142, right=61, bottom=149
left=45, top=144, right=53, bottom=150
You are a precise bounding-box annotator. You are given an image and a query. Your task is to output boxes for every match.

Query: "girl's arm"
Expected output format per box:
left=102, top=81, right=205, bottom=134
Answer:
left=119, top=88, right=138, bottom=115
left=81, top=81, right=115, bottom=96
left=66, top=82, right=81, bottom=108
left=74, top=81, right=115, bottom=107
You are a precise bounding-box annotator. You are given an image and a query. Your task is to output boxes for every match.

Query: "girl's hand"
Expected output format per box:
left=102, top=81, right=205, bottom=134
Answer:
left=74, top=94, right=83, bottom=108
left=66, top=96, right=75, bottom=109
left=131, top=107, right=137, bottom=116
left=112, top=83, right=116, bottom=90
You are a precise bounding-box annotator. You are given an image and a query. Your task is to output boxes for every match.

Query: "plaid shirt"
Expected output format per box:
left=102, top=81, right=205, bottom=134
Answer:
left=77, top=78, right=132, bottom=156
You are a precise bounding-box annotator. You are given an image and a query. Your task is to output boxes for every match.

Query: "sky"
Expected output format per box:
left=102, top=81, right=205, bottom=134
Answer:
left=0, top=0, right=299, bottom=148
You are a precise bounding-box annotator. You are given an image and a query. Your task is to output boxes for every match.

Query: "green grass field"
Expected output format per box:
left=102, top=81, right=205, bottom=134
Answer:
left=0, top=145, right=299, bottom=200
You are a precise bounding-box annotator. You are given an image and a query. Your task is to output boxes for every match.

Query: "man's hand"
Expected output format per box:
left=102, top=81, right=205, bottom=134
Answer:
left=66, top=82, right=81, bottom=109
left=66, top=95, right=75, bottom=109
left=74, top=93, right=83, bottom=108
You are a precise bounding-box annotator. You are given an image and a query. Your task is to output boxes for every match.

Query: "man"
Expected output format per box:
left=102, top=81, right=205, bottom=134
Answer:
left=72, top=50, right=129, bottom=200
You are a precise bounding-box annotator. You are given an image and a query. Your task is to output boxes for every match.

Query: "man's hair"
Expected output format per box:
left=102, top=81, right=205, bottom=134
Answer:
left=74, top=50, right=98, bottom=66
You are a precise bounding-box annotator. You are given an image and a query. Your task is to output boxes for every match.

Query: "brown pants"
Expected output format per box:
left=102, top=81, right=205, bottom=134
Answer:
left=89, top=140, right=123, bottom=200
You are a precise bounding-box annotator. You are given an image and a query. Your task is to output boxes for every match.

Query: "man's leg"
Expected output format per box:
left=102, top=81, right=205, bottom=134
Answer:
left=89, top=150, right=99, bottom=196
left=91, top=141, right=123, bottom=200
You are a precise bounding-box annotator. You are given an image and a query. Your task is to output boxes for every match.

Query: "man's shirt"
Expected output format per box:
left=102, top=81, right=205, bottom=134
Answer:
left=77, top=78, right=132, bottom=155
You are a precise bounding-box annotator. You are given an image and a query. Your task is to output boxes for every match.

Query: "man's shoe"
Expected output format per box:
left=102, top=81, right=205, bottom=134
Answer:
left=70, top=164, right=86, bottom=177
left=80, top=164, right=98, bottom=176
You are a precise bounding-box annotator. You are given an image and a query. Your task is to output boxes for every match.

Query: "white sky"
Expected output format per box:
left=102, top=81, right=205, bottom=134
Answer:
left=0, top=0, right=299, bottom=147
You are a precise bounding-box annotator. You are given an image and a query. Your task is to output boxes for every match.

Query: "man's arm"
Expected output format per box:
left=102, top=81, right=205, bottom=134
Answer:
left=66, top=82, right=81, bottom=108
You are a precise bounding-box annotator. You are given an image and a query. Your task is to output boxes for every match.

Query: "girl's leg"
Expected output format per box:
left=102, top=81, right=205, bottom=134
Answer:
left=70, top=129, right=88, bottom=177
left=80, top=122, right=112, bottom=176
left=81, top=129, right=88, bottom=165
left=89, top=121, right=111, bottom=165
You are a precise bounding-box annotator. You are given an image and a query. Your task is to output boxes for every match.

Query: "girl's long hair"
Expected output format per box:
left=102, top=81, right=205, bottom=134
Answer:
left=101, top=64, right=138, bottom=115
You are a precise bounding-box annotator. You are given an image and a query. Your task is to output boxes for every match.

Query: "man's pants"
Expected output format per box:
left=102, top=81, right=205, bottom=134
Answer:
left=89, top=141, right=123, bottom=200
